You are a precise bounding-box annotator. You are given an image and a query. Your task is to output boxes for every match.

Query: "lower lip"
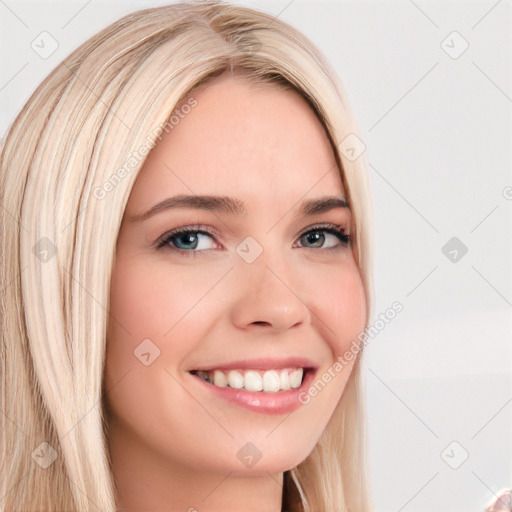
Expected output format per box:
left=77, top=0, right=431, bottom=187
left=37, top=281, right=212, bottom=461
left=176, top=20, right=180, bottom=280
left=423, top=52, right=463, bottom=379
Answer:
left=188, top=369, right=316, bottom=415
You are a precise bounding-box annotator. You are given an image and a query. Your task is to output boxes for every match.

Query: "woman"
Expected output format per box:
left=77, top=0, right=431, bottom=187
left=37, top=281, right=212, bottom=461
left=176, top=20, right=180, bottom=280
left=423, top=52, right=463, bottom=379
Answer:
left=0, top=2, right=374, bottom=511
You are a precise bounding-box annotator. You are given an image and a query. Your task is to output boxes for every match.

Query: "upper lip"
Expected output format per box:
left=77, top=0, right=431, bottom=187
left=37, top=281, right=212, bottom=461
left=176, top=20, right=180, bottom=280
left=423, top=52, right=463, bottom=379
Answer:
left=189, top=357, right=318, bottom=372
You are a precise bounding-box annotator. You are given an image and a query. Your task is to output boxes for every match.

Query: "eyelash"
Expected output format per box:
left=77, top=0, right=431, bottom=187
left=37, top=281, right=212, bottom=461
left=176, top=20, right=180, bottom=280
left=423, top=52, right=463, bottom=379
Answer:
left=154, top=223, right=351, bottom=257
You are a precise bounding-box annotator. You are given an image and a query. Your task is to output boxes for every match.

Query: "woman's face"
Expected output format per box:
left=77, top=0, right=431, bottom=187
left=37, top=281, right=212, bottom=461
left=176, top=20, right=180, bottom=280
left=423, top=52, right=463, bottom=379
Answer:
left=104, top=73, right=367, bottom=477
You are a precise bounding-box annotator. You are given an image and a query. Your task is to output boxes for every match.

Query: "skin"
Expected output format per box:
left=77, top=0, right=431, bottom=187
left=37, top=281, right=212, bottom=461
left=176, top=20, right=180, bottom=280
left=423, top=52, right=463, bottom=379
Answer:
left=103, top=71, right=367, bottom=512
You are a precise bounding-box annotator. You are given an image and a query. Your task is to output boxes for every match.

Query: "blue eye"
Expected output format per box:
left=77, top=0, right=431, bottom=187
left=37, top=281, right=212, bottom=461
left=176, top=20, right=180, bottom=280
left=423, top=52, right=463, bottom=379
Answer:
left=298, top=227, right=350, bottom=249
left=163, top=230, right=216, bottom=251
left=155, top=223, right=350, bottom=255
left=155, top=225, right=218, bottom=254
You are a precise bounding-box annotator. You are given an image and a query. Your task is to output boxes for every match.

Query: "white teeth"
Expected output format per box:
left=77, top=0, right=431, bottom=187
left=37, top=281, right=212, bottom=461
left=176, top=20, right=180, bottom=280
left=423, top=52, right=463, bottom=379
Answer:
left=289, top=369, right=303, bottom=389
left=213, top=370, right=228, bottom=387
left=244, top=371, right=263, bottom=391
left=262, top=370, right=280, bottom=392
left=279, top=369, right=291, bottom=390
left=227, top=370, right=244, bottom=389
left=196, top=368, right=305, bottom=392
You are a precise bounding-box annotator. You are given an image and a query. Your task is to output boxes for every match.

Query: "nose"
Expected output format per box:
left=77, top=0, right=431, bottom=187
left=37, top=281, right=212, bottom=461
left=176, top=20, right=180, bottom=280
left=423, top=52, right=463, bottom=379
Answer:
left=228, top=251, right=310, bottom=333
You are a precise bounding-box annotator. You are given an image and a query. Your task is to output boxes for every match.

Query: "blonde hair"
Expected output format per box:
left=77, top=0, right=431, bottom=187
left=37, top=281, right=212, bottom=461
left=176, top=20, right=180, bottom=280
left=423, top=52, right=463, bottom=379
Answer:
left=0, top=2, right=374, bottom=510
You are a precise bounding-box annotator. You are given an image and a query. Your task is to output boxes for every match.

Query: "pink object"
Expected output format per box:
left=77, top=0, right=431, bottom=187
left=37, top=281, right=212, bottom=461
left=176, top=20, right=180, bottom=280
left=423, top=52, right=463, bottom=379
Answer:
left=487, top=490, right=512, bottom=511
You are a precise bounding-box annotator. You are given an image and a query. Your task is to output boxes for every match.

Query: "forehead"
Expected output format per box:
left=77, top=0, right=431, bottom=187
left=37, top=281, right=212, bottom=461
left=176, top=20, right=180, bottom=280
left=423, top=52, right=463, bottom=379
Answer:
left=126, top=74, right=345, bottom=213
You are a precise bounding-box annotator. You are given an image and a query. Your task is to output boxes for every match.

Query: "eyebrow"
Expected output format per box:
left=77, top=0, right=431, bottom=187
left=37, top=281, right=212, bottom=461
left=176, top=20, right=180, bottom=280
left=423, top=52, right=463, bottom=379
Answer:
left=128, top=194, right=350, bottom=222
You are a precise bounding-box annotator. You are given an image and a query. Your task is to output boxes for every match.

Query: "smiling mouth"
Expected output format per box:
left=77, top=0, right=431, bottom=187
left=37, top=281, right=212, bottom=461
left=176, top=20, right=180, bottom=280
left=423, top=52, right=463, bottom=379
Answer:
left=189, top=367, right=313, bottom=392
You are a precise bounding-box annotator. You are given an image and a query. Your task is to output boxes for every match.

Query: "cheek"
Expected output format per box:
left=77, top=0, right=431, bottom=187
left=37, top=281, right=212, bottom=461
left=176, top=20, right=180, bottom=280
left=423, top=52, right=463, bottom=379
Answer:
left=105, top=255, right=233, bottom=379
left=103, top=256, right=232, bottom=446
left=108, top=256, right=227, bottom=337
left=334, top=271, right=367, bottom=348
left=293, top=262, right=366, bottom=426
left=304, top=259, right=367, bottom=354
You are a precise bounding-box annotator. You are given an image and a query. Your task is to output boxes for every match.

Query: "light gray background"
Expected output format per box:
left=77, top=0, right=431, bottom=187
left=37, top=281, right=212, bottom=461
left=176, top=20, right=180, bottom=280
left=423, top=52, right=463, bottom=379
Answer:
left=1, top=1, right=511, bottom=510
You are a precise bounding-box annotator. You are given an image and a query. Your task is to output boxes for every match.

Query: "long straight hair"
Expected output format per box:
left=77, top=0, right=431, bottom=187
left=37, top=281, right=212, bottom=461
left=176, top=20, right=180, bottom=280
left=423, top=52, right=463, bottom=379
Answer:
left=0, top=2, right=374, bottom=510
